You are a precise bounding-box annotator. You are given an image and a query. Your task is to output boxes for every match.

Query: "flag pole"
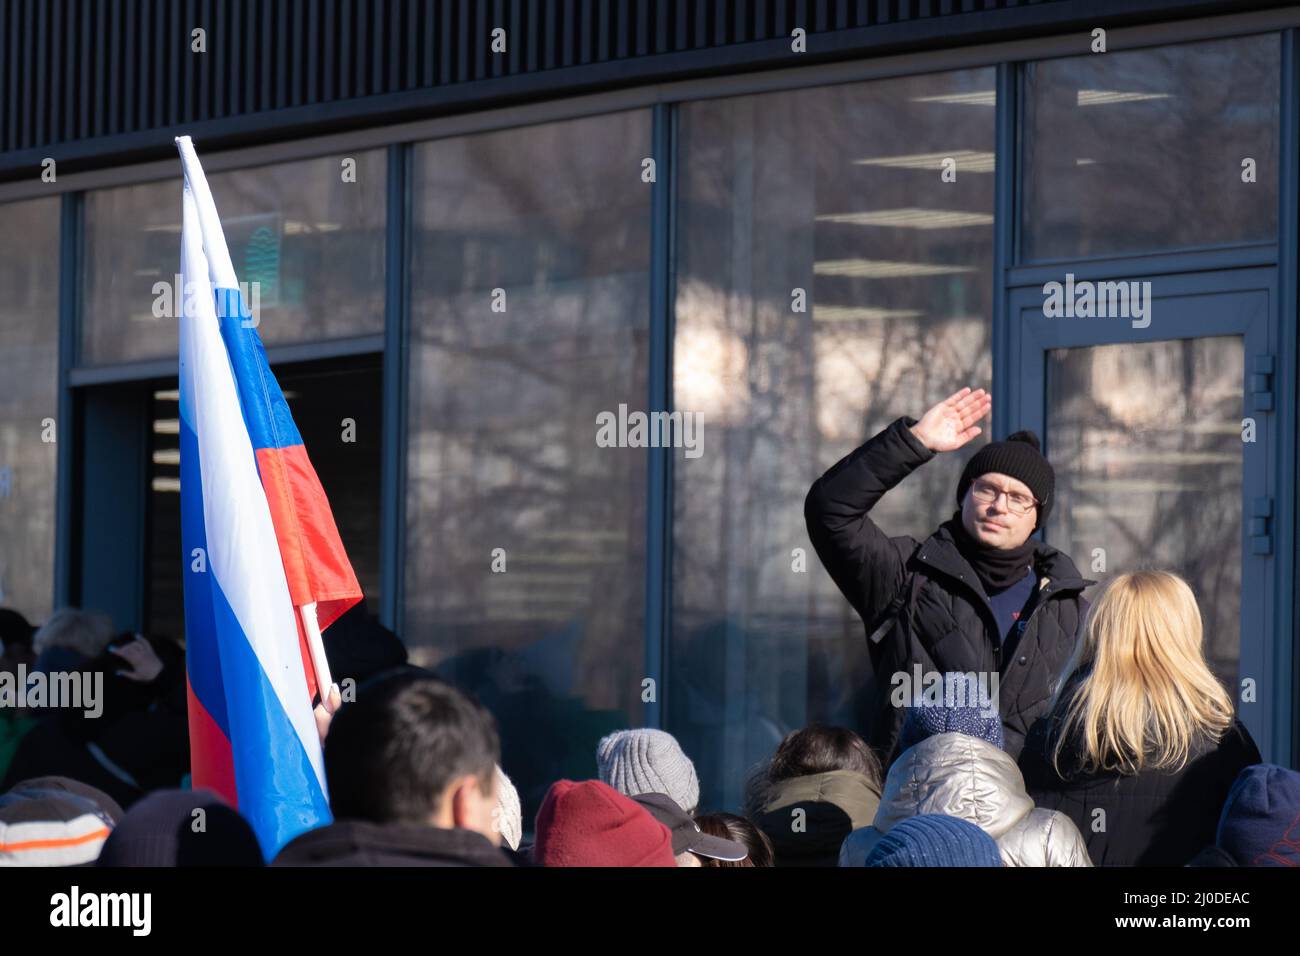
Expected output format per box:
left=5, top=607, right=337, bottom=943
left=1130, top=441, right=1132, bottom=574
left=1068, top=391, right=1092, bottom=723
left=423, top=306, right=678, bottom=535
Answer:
left=299, top=602, right=334, bottom=703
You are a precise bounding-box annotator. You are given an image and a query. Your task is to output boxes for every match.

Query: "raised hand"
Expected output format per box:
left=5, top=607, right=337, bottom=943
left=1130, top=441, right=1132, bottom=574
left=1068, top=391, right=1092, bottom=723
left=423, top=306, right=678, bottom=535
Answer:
left=909, top=387, right=991, bottom=452
left=109, top=635, right=165, bottom=683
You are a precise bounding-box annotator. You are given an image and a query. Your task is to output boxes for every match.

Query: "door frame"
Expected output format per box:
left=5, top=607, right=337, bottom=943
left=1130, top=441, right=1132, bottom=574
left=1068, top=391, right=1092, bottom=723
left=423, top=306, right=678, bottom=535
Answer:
left=1002, top=261, right=1290, bottom=763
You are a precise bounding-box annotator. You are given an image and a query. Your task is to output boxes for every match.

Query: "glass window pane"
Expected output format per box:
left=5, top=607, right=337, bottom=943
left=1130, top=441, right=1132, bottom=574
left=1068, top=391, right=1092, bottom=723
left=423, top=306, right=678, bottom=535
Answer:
left=1045, top=337, right=1243, bottom=685
left=405, top=111, right=652, bottom=819
left=674, top=69, right=996, bottom=811
left=83, top=151, right=386, bottom=364
left=0, top=197, right=60, bottom=621
left=1023, top=36, right=1279, bottom=261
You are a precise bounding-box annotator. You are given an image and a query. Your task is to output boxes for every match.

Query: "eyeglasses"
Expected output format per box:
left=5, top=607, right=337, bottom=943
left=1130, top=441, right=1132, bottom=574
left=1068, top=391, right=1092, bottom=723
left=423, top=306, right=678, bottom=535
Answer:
left=970, top=479, right=1039, bottom=516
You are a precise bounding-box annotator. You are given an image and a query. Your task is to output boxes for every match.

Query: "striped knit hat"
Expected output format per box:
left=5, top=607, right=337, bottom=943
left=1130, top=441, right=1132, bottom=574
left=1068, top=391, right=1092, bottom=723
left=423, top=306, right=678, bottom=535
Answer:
left=864, top=814, right=1002, bottom=867
left=0, top=776, right=122, bottom=866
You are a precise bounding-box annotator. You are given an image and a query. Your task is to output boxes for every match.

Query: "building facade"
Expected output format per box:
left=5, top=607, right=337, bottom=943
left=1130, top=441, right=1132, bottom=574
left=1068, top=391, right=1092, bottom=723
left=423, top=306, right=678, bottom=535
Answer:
left=1, top=0, right=1298, bottom=816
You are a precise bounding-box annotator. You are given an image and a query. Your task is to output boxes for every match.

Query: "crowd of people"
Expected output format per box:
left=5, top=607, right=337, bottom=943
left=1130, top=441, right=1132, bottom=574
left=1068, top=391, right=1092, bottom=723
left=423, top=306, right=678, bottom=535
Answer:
left=0, top=565, right=1297, bottom=867
left=1, top=387, right=1297, bottom=866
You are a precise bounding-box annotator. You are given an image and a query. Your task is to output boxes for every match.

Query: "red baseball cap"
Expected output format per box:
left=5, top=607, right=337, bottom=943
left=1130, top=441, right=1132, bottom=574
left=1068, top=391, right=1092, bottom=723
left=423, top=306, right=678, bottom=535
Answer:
left=533, top=779, right=677, bottom=867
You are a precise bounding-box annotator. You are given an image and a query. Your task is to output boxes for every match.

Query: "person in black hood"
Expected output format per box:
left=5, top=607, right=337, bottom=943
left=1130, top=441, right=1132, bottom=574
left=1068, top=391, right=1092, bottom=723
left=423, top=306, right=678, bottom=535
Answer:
left=805, top=387, right=1094, bottom=765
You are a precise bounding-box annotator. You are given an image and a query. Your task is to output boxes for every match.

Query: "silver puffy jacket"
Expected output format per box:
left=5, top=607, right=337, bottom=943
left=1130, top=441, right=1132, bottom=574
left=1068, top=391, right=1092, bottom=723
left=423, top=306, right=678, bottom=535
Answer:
left=839, top=732, right=1092, bottom=867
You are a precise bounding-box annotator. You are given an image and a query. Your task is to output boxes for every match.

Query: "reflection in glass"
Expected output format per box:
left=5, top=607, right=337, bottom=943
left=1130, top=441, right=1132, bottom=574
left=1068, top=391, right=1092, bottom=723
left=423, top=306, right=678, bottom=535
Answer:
left=674, top=70, right=996, bottom=811
left=405, top=111, right=652, bottom=820
left=1046, top=337, right=1243, bottom=684
left=0, top=198, right=60, bottom=622
left=83, top=151, right=386, bottom=364
left=1023, top=35, right=1279, bottom=261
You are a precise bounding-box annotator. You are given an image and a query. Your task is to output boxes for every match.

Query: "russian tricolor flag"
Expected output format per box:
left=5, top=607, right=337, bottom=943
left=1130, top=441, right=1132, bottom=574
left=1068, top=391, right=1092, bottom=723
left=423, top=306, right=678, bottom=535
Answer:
left=175, top=136, right=362, bottom=858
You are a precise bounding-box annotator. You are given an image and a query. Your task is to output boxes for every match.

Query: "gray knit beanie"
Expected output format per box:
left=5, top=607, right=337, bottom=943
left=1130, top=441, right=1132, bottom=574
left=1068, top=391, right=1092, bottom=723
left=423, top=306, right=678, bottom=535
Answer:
left=597, top=729, right=700, bottom=814
left=493, top=765, right=522, bottom=851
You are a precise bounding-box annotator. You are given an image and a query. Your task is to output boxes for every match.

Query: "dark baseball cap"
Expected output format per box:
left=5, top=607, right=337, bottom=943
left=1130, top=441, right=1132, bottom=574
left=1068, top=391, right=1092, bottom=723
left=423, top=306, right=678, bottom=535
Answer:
left=632, top=792, right=748, bottom=863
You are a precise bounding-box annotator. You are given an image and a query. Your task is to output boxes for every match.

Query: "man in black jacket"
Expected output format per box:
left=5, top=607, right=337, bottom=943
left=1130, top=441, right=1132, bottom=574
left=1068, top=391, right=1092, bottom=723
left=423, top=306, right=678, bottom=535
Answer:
left=275, top=668, right=513, bottom=866
left=805, top=387, right=1093, bottom=765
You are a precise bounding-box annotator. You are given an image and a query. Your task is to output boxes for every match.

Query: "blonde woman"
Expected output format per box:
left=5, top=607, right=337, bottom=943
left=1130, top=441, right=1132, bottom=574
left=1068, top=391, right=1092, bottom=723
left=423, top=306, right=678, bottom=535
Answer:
left=1017, top=571, right=1260, bottom=866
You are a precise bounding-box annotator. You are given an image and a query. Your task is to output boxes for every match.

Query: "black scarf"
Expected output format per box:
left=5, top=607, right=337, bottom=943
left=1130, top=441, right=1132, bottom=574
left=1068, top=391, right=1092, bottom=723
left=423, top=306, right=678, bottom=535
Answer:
left=946, top=514, right=1037, bottom=594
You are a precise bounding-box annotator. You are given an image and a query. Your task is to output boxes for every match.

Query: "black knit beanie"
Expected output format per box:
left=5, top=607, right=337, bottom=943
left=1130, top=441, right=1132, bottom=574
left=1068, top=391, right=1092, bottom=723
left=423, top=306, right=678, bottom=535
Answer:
left=956, top=431, right=1054, bottom=529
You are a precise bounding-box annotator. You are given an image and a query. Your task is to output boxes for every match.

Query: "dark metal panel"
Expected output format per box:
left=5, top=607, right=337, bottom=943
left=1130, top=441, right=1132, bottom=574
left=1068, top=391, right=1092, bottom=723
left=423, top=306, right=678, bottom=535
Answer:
left=490, top=0, right=504, bottom=77
left=209, top=0, right=222, bottom=118
left=112, top=0, right=126, bottom=131
left=260, top=0, right=273, bottom=110
left=0, top=0, right=8, bottom=152
left=156, top=0, right=167, bottom=128
left=339, top=0, right=352, bottom=99
left=440, top=0, right=452, bottom=85
left=169, top=0, right=182, bottom=127
left=149, top=0, right=164, bottom=128
left=293, top=0, right=306, bottom=106
left=595, top=0, right=605, bottom=62
left=182, top=0, right=196, bottom=126
left=372, top=0, right=384, bottom=94
left=75, top=0, right=88, bottom=141
left=5, top=0, right=1294, bottom=169
left=321, top=0, right=334, bottom=102
left=406, top=0, right=418, bottom=88
left=473, top=0, right=487, bottom=80
left=19, top=0, right=32, bottom=149
left=34, top=0, right=47, bottom=147
left=525, top=0, right=538, bottom=70
left=118, top=0, right=132, bottom=132
left=562, top=0, right=574, bottom=66
left=274, top=0, right=287, bottom=108
left=308, top=0, right=320, bottom=105
left=581, top=0, right=593, bottom=65
left=422, top=0, right=433, bottom=86
left=457, top=0, right=470, bottom=83
left=755, top=0, right=772, bottom=40
left=228, top=0, right=240, bottom=112
left=510, top=0, right=522, bottom=73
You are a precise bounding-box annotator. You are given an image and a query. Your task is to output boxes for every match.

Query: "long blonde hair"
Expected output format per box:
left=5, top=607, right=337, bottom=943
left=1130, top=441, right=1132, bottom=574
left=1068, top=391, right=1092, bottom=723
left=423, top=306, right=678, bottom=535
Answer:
left=1048, top=571, right=1234, bottom=775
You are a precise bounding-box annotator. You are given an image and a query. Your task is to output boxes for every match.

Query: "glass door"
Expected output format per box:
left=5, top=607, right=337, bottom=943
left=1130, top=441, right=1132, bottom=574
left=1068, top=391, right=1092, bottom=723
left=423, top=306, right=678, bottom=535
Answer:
left=1007, top=267, right=1281, bottom=760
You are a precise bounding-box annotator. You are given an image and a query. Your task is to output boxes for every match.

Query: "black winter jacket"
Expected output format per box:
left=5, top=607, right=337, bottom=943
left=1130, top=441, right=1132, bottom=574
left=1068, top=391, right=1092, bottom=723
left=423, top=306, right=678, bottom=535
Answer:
left=805, top=417, right=1094, bottom=764
left=1018, top=715, right=1261, bottom=867
left=273, top=820, right=515, bottom=867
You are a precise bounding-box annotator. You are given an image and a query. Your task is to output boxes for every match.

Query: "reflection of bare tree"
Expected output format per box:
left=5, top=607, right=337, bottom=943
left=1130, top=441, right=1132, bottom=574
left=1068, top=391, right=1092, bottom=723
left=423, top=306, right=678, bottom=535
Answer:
left=404, top=111, right=654, bottom=738
left=1023, top=37, right=1277, bottom=260
left=0, top=197, right=60, bottom=622
left=670, top=70, right=998, bottom=811
left=82, top=152, right=388, bottom=364
left=1048, top=338, right=1243, bottom=684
